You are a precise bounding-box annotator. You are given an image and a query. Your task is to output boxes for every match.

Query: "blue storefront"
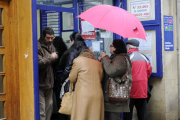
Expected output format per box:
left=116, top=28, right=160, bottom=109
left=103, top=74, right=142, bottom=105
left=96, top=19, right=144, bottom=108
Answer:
left=32, top=0, right=163, bottom=119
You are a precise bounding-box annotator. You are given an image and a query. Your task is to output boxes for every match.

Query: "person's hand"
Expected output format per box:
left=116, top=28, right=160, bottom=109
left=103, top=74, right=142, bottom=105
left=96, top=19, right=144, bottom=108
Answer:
left=98, top=57, right=102, bottom=61
left=51, top=52, right=58, bottom=59
left=100, top=52, right=107, bottom=58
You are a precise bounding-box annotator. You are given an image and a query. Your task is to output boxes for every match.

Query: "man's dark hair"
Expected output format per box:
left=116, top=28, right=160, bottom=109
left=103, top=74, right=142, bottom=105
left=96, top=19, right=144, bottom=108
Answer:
left=113, top=39, right=127, bottom=54
left=42, top=27, right=54, bottom=37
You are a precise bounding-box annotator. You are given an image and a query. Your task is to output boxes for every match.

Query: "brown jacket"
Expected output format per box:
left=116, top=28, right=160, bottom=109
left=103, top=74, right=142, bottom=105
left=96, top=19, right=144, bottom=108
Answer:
left=101, top=53, right=132, bottom=112
left=38, top=41, right=56, bottom=89
left=69, top=50, right=104, bottom=120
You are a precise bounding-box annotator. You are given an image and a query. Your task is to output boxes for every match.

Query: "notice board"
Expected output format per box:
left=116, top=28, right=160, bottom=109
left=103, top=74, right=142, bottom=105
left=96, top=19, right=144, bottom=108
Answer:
left=164, top=15, right=174, bottom=51
left=40, top=10, right=61, bottom=37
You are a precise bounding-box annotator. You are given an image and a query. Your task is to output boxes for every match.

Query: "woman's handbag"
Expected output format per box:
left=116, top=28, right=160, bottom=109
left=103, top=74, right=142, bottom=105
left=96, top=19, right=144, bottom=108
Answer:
left=108, top=56, right=131, bottom=105
left=60, top=78, right=70, bottom=99
left=58, top=82, right=74, bottom=115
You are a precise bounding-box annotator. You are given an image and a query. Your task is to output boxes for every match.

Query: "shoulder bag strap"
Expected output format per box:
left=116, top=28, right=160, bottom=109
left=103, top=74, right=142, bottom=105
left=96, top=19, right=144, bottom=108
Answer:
left=123, top=56, right=129, bottom=79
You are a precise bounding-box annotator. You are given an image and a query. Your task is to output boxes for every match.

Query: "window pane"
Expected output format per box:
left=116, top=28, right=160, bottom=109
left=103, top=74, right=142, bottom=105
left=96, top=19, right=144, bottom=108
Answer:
left=37, top=0, right=73, bottom=7
left=0, top=55, right=3, bottom=72
left=79, top=0, right=102, bottom=5
left=0, top=76, right=4, bottom=93
left=0, top=9, right=2, bottom=46
left=41, top=10, right=60, bottom=37
left=62, top=31, right=72, bottom=49
left=0, top=9, right=2, bottom=25
left=0, top=102, right=4, bottom=118
left=62, top=12, right=74, bottom=30
left=0, top=29, right=2, bottom=46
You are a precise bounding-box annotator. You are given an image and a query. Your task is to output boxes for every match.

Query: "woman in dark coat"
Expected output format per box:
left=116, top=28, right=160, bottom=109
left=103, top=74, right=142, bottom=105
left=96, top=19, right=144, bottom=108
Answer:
left=52, top=36, right=67, bottom=110
left=99, top=39, right=132, bottom=120
left=59, top=32, right=88, bottom=120
left=59, top=32, right=88, bottom=85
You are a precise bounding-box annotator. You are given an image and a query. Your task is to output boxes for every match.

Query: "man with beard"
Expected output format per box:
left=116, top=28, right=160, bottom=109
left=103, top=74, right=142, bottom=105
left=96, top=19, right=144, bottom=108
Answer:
left=38, top=27, right=58, bottom=120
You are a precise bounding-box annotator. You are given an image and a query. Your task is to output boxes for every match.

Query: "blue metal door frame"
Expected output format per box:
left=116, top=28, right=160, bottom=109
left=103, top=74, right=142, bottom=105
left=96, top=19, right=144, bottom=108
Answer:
left=32, top=1, right=78, bottom=120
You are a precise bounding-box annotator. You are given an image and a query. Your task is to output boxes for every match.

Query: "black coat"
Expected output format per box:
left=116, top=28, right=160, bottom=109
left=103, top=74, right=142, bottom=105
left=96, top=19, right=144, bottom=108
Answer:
left=59, top=46, right=88, bottom=84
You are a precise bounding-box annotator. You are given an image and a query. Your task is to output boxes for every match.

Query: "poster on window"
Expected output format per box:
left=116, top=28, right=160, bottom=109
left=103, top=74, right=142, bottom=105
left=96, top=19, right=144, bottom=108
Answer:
left=63, top=12, right=74, bottom=30
left=130, top=0, right=151, bottom=18
left=41, top=10, right=60, bottom=37
left=81, top=19, right=96, bottom=40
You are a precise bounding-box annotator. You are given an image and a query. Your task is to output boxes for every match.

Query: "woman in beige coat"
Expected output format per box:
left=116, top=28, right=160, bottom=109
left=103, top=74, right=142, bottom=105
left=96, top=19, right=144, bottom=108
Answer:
left=69, top=49, right=104, bottom=120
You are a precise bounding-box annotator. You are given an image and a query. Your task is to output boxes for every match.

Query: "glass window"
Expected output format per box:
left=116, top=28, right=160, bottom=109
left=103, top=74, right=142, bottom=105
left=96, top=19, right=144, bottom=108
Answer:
left=61, top=3, right=73, bottom=8
left=0, top=102, right=4, bottom=118
left=78, top=0, right=112, bottom=5
left=0, top=9, right=2, bottom=46
left=79, top=0, right=102, bottom=5
left=0, top=55, right=3, bottom=72
left=62, top=31, right=72, bottom=49
left=127, top=0, right=155, bottom=21
left=78, top=0, right=113, bottom=56
left=0, top=9, right=2, bottom=25
left=0, top=76, right=4, bottom=93
left=62, top=12, right=74, bottom=30
left=40, top=10, right=61, bottom=37
left=36, top=0, right=73, bottom=7
left=37, top=10, right=41, bottom=40
left=0, top=29, right=2, bottom=46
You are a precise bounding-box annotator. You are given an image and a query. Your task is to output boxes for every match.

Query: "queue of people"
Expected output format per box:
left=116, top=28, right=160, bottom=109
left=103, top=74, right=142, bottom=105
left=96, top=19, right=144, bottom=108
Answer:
left=38, top=27, right=152, bottom=120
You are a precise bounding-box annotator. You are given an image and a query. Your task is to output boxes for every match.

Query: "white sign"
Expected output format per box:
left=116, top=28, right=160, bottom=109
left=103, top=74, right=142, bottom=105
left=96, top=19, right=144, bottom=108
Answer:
left=81, top=21, right=95, bottom=33
left=130, top=1, right=151, bottom=18
left=63, top=12, right=74, bottom=30
left=92, top=41, right=100, bottom=52
left=134, top=32, right=152, bottom=51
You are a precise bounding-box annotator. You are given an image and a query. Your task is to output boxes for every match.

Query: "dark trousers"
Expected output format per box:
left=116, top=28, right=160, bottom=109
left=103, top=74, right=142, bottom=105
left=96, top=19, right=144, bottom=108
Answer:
left=105, top=111, right=122, bottom=120
left=123, top=98, right=147, bottom=120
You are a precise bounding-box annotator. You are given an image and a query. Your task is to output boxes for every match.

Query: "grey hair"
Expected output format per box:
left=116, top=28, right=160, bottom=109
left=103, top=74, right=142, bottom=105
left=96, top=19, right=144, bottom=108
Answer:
left=129, top=44, right=139, bottom=49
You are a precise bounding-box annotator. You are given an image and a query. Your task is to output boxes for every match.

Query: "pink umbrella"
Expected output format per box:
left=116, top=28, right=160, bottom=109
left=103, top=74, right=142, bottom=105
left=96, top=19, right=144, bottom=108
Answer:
left=77, top=4, right=146, bottom=41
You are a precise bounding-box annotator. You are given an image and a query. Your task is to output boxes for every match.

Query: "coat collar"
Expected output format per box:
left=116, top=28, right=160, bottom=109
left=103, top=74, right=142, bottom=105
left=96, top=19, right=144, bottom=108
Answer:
left=110, top=53, right=128, bottom=59
left=79, top=49, right=97, bottom=60
left=39, top=41, right=54, bottom=53
left=127, top=49, right=139, bottom=54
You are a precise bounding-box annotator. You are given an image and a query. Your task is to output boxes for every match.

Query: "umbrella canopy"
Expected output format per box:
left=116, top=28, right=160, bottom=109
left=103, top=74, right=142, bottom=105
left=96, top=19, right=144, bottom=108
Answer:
left=78, top=4, right=146, bottom=41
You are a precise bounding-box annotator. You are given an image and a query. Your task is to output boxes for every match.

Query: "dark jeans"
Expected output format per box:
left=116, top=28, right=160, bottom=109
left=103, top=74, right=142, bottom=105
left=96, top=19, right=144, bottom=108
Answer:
left=123, top=98, right=147, bottom=120
left=105, top=111, right=122, bottom=120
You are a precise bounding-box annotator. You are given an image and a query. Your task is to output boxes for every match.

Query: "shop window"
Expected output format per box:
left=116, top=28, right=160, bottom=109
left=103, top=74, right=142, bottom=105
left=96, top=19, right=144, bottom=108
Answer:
left=0, top=9, right=2, bottom=46
left=78, top=0, right=113, bottom=56
left=0, top=9, right=2, bottom=25
left=0, top=55, right=3, bottom=72
left=0, top=29, right=2, bottom=46
left=62, top=12, right=74, bottom=31
left=0, top=102, right=4, bottom=118
left=37, top=0, right=73, bottom=7
left=127, top=0, right=155, bottom=21
left=62, top=31, right=72, bottom=49
left=0, top=76, right=4, bottom=93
